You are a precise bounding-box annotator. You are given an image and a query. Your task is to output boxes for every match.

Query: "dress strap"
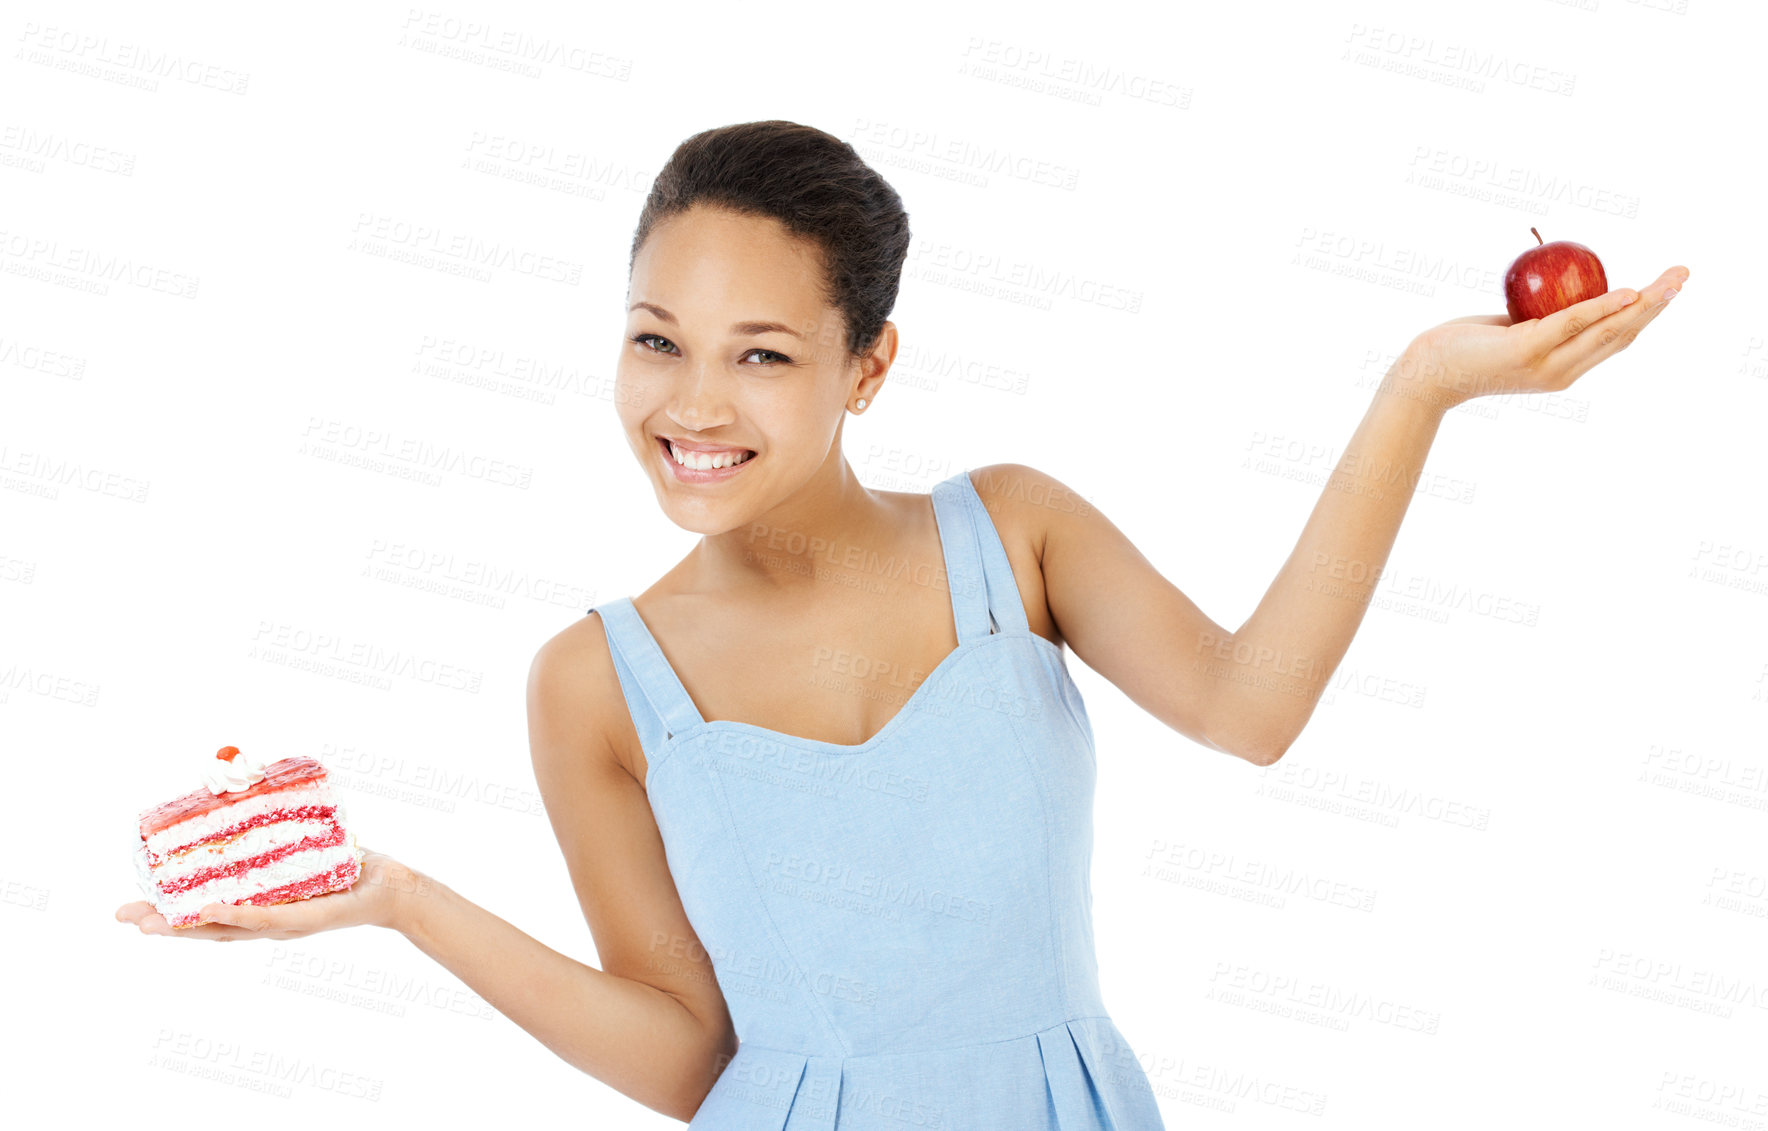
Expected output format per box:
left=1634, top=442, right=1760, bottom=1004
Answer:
left=931, top=468, right=1032, bottom=644
left=590, top=598, right=706, bottom=755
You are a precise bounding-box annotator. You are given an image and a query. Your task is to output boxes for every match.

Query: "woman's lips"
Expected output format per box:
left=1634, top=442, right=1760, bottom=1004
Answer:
left=657, top=436, right=758, bottom=484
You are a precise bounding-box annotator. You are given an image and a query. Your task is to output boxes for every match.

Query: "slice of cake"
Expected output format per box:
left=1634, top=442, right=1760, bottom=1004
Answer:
left=134, top=746, right=364, bottom=928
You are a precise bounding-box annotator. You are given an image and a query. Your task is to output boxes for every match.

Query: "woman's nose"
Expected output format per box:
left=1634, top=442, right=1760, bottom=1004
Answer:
left=666, top=365, right=737, bottom=428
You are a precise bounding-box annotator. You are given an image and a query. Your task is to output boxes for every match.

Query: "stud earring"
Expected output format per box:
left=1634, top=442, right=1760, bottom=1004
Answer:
left=854, top=398, right=867, bottom=411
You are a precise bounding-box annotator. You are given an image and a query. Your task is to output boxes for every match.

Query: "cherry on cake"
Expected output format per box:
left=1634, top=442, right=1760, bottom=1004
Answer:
left=135, top=746, right=363, bottom=928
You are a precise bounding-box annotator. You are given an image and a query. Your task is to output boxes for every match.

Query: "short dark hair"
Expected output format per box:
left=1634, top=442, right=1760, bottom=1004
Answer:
left=629, top=120, right=912, bottom=360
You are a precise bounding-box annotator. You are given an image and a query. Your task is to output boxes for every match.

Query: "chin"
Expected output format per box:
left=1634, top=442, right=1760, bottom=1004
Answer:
left=648, top=479, right=758, bottom=538
left=661, top=509, right=755, bottom=539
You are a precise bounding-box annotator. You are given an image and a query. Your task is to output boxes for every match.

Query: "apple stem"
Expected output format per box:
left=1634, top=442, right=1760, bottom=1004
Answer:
left=1530, top=227, right=1542, bottom=245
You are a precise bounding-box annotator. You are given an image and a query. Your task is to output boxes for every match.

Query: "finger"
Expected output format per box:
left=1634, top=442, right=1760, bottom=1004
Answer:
left=133, top=901, right=269, bottom=939
left=117, top=903, right=174, bottom=934
left=130, top=908, right=247, bottom=940
left=1622, top=266, right=1686, bottom=311
left=1530, top=287, right=1641, bottom=350
left=199, top=900, right=284, bottom=935
left=1546, top=270, right=1685, bottom=377
left=1550, top=301, right=1670, bottom=382
left=171, top=921, right=270, bottom=941
left=1644, top=266, right=1686, bottom=307
left=118, top=898, right=283, bottom=939
left=1442, top=314, right=1511, bottom=327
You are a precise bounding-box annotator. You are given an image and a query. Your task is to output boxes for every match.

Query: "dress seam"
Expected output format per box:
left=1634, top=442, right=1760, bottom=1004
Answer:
left=738, top=1013, right=1119, bottom=1061
left=704, top=757, right=854, bottom=1059
left=1001, top=642, right=1074, bottom=1022
left=643, top=631, right=1056, bottom=786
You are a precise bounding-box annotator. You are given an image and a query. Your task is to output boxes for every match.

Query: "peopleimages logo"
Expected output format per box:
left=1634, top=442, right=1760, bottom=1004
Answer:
left=15, top=23, right=251, bottom=95
left=299, top=417, right=534, bottom=489
left=250, top=621, right=484, bottom=693
left=0, top=229, right=199, bottom=299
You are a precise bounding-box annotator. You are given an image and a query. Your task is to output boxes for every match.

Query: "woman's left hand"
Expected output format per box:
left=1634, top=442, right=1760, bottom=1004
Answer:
left=1389, top=265, right=1688, bottom=413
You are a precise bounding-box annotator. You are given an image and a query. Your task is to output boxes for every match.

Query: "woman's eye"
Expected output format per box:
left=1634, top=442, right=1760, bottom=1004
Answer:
left=628, top=335, right=790, bottom=366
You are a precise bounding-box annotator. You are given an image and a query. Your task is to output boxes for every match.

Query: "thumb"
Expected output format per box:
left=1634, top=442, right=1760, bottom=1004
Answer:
left=199, top=901, right=271, bottom=932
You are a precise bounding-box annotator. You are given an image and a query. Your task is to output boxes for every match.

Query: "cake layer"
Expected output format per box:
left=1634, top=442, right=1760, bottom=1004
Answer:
left=161, top=854, right=363, bottom=929
left=138, top=755, right=329, bottom=840
left=147, top=804, right=338, bottom=868
left=149, top=818, right=345, bottom=896
left=237, top=855, right=361, bottom=911
left=145, top=835, right=362, bottom=927
left=142, top=777, right=337, bottom=862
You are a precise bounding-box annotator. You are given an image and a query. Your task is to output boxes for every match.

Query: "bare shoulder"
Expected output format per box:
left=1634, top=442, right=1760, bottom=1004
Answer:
left=527, top=611, right=642, bottom=785
left=964, top=463, right=1266, bottom=761
left=524, top=612, right=738, bottom=1066
left=963, top=463, right=1093, bottom=647
left=965, top=463, right=1093, bottom=550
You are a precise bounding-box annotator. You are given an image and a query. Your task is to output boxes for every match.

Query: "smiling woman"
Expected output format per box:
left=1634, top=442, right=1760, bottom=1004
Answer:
left=116, top=116, right=1688, bottom=1131
left=582, top=120, right=1170, bottom=1127
left=612, top=124, right=912, bottom=531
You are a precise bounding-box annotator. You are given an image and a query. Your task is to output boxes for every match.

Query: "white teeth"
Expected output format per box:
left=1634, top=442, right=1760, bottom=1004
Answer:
left=669, top=441, right=755, bottom=470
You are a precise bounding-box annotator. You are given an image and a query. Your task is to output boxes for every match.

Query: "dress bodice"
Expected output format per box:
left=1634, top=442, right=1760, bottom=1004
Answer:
left=590, top=469, right=1165, bottom=1130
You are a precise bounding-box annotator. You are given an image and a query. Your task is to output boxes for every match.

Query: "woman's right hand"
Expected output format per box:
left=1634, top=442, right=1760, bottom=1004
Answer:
left=115, top=848, right=420, bottom=941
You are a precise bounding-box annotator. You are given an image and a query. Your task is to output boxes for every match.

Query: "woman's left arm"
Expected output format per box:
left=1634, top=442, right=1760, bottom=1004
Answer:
left=1001, top=264, right=1687, bottom=766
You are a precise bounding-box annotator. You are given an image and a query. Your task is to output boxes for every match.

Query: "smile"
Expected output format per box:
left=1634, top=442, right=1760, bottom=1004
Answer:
left=656, top=436, right=759, bottom=482
left=662, top=439, right=756, bottom=469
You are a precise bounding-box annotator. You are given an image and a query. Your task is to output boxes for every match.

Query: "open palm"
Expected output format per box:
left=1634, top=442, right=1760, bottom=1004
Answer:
left=115, top=847, right=413, bottom=941
left=1393, top=265, right=1687, bottom=412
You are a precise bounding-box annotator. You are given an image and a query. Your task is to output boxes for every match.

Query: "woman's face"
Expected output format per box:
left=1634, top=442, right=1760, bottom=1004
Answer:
left=617, top=204, right=881, bottom=534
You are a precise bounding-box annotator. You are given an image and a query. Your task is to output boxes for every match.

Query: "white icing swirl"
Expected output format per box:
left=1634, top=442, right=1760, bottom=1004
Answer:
left=201, top=748, right=268, bottom=794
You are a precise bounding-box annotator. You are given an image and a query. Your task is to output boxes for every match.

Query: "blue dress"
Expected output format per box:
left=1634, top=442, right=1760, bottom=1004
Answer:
left=590, top=468, right=1167, bottom=1130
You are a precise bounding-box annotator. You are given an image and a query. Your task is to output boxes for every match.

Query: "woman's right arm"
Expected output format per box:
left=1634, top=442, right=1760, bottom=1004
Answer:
left=392, top=614, right=738, bottom=1119
left=119, top=613, right=738, bottom=1122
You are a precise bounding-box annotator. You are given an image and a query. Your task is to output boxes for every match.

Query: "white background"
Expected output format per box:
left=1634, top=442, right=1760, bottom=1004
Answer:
left=4, top=0, right=1765, bottom=1127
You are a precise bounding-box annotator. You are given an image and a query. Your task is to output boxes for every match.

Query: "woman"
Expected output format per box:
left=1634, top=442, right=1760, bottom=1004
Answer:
left=117, top=120, right=1687, bottom=1128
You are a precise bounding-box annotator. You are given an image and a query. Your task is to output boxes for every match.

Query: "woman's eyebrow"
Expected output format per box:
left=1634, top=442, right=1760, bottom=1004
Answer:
left=628, top=301, right=803, bottom=339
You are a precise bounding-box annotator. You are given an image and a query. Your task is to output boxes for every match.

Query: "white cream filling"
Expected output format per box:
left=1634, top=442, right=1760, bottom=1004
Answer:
left=143, top=779, right=336, bottom=859
left=148, top=835, right=361, bottom=922
left=148, top=818, right=341, bottom=889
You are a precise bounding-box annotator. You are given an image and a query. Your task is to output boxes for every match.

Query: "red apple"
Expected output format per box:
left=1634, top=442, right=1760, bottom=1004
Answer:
left=1502, top=227, right=1608, bottom=323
